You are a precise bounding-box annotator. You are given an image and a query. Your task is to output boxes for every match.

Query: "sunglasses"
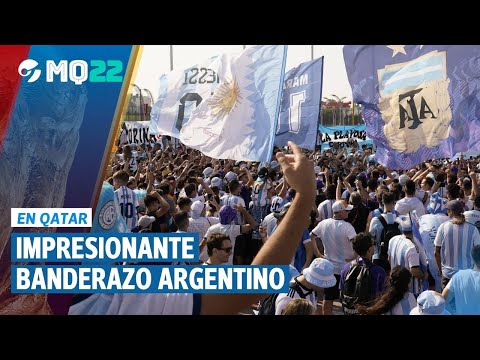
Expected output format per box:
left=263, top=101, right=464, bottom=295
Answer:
left=217, top=247, right=233, bottom=253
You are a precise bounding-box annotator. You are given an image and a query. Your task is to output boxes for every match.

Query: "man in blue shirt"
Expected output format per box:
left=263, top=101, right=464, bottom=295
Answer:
left=442, top=245, right=480, bottom=314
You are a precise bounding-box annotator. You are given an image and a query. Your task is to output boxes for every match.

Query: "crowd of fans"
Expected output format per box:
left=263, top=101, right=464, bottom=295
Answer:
left=72, top=132, right=480, bottom=315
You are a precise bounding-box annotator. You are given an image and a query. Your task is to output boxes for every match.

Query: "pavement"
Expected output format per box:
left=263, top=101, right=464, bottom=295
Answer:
left=239, top=300, right=344, bottom=315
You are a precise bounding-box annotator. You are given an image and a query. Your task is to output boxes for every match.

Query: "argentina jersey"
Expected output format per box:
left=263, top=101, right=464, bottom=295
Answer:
left=388, top=235, right=422, bottom=296
left=434, top=220, right=480, bottom=279
left=114, top=185, right=139, bottom=230
left=251, top=180, right=270, bottom=207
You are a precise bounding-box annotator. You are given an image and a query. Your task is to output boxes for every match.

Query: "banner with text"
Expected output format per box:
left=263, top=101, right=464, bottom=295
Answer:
left=319, top=123, right=373, bottom=150
left=124, top=121, right=158, bottom=144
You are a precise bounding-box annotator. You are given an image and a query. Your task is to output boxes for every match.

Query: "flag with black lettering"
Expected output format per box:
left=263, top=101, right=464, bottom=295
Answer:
left=275, top=57, right=324, bottom=150
left=343, top=45, right=480, bottom=169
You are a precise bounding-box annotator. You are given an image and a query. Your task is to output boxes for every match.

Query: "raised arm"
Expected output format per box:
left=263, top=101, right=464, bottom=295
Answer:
left=200, top=141, right=316, bottom=314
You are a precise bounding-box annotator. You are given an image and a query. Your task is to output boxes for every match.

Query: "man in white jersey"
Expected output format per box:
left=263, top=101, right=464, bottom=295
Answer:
left=434, top=200, right=480, bottom=289
left=388, top=215, right=428, bottom=297
left=113, top=170, right=139, bottom=230
left=395, top=180, right=426, bottom=217
left=418, top=212, right=450, bottom=292
left=220, top=179, right=246, bottom=225
left=464, top=195, right=480, bottom=232
left=189, top=200, right=220, bottom=263
left=310, top=200, right=357, bottom=315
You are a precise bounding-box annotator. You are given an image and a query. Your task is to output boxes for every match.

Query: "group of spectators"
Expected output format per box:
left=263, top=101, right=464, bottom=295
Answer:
left=69, top=133, right=480, bottom=315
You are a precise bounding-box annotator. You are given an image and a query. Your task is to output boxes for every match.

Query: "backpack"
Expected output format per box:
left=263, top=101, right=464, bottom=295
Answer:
left=340, top=259, right=373, bottom=315
left=257, top=277, right=314, bottom=315
left=377, top=215, right=401, bottom=261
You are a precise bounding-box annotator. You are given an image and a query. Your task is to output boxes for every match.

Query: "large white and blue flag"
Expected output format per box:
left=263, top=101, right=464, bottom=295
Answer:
left=275, top=57, right=323, bottom=150
left=149, top=55, right=221, bottom=139
left=179, top=45, right=287, bottom=162
left=343, top=45, right=480, bottom=169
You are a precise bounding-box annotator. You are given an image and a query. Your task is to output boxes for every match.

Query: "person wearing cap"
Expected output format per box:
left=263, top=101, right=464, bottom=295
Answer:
left=434, top=199, right=480, bottom=289
left=210, top=177, right=226, bottom=197
left=409, top=290, right=450, bottom=315
left=188, top=200, right=220, bottom=263
left=132, top=215, right=156, bottom=233
left=202, top=166, right=214, bottom=180
left=394, top=180, right=426, bottom=217
left=261, top=195, right=285, bottom=238
left=357, top=266, right=417, bottom=315
left=275, top=258, right=337, bottom=315
left=442, top=245, right=480, bottom=314
left=310, top=200, right=357, bottom=315
left=388, top=215, right=428, bottom=297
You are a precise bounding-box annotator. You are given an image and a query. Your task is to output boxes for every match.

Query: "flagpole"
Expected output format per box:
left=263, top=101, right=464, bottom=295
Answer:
left=352, top=100, right=354, bottom=125
left=169, top=45, right=174, bottom=71
left=242, top=45, right=246, bottom=50
left=311, top=45, right=314, bottom=60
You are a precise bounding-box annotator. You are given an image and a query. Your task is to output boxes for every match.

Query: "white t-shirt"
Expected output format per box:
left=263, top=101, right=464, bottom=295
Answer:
left=262, top=213, right=278, bottom=238
left=464, top=209, right=480, bottom=229
left=189, top=216, right=220, bottom=262
left=386, top=293, right=417, bottom=315
left=395, top=196, right=426, bottom=216
left=311, top=218, right=356, bottom=274
left=220, top=194, right=246, bottom=225
left=204, top=223, right=242, bottom=265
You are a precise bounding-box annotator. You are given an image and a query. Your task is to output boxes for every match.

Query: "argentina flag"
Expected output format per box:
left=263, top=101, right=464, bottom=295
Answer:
left=149, top=55, right=222, bottom=139
left=343, top=45, right=480, bottom=169
left=179, top=45, right=287, bottom=162
left=91, top=181, right=130, bottom=233
left=275, top=57, right=324, bottom=150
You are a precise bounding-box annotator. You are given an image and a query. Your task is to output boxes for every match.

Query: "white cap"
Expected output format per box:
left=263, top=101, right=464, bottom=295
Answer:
left=399, top=174, right=410, bottom=186
left=203, top=167, right=213, bottom=178
left=332, top=200, right=353, bottom=213
left=211, top=177, right=222, bottom=188
left=138, top=215, right=156, bottom=229
left=225, top=171, right=237, bottom=183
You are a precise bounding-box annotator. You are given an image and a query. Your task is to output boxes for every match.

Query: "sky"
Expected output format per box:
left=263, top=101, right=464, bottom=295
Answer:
left=134, top=45, right=352, bottom=102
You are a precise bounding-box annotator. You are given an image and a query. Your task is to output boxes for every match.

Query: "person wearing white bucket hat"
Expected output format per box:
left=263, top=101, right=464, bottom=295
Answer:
left=409, top=290, right=450, bottom=315
left=275, top=258, right=337, bottom=315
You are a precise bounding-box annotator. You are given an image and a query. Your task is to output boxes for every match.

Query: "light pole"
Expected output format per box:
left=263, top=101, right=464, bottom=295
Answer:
left=169, top=45, right=174, bottom=71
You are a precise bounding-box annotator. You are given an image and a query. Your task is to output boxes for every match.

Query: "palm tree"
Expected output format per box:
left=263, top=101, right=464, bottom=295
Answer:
left=323, top=94, right=347, bottom=126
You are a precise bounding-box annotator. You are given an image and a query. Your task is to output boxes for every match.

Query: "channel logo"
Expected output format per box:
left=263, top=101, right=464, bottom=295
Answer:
left=18, top=59, right=124, bottom=85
